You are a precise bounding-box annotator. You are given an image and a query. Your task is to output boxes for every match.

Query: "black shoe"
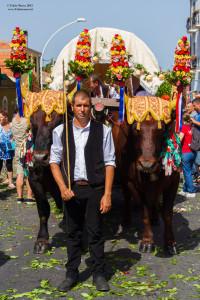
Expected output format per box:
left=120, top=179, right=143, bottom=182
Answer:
left=58, top=276, right=78, bottom=292
left=93, top=274, right=110, bottom=291
left=17, top=198, right=24, bottom=204
left=24, top=198, right=35, bottom=205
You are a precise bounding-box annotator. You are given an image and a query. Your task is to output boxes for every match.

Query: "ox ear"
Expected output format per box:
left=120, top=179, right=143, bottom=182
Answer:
left=165, top=110, right=176, bottom=132
left=170, top=109, right=176, bottom=121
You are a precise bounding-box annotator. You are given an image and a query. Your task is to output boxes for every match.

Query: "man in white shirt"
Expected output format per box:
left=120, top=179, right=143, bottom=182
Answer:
left=50, top=89, right=115, bottom=292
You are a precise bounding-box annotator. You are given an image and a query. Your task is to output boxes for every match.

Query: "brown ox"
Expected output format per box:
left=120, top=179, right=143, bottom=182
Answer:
left=112, top=110, right=180, bottom=255
left=20, top=74, right=68, bottom=253
left=29, top=109, right=64, bottom=253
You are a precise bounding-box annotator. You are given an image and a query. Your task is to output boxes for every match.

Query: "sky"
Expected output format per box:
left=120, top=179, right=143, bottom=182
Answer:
left=0, top=0, right=189, bottom=70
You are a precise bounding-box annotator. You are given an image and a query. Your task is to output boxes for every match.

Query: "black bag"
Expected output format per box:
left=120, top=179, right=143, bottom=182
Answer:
left=190, top=126, right=200, bottom=151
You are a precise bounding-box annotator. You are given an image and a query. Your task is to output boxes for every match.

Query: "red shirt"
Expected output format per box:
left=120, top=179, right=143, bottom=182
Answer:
left=181, top=124, right=192, bottom=153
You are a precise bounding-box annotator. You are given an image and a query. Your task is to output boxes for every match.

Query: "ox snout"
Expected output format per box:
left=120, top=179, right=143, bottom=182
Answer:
left=137, top=159, right=159, bottom=174
left=33, top=151, right=50, bottom=165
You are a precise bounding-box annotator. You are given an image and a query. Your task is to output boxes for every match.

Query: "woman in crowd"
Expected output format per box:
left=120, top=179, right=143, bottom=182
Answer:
left=179, top=114, right=199, bottom=197
left=12, top=108, right=33, bottom=204
left=0, top=110, right=15, bottom=189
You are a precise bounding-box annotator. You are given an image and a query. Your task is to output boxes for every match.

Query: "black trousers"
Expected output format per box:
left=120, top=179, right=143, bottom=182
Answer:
left=64, top=184, right=105, bottom=276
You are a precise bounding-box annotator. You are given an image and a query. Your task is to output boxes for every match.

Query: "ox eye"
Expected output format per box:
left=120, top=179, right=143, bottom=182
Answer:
left=132, top=123, right=137, bottom=130
left=32, top=127, right=38, bottom=134
left=132, top=123, right=140, bottom=134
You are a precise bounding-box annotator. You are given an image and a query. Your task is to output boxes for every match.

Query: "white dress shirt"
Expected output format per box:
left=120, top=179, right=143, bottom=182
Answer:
left=109, top=86, right=120, bottom=99
left=50, top=120, right=116, bottom=181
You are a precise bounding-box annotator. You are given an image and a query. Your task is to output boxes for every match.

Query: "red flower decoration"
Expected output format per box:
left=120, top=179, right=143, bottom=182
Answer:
left=106, top=33, right=133, bottom=84
left=161, top=95, right=170, bottom=101
left=166, top=35, right=192, bottom=87
left=67, top=28, right=94, bottom=79
left=5, top=26, right=34, bottom=74
left=182, top=36, right=188, bottom=42
left=14, top=72, right=21, bottom=78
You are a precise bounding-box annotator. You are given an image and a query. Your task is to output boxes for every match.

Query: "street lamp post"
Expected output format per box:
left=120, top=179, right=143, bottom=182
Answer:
left=40, top=17, right=86, bottom=90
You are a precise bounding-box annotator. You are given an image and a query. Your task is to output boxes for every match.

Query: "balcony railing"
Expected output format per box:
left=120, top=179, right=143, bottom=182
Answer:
left=190, top=57, right=200, bottom=72
left=193, top=11, right=200, bottom=28
left=187, top=11, right=200, bottom=32
left=186, top=17, right=198, bottom=32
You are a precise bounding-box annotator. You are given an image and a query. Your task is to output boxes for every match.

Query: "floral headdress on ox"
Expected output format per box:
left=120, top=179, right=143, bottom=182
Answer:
left=106, top=34, right=133, bottom=122
left=66, top=29, right=94, bottom=89
left=5, top=26, right=34, bottom=117
left=158, top=37, right=190, bottom=175
left=5, top=27, right=34, bottom=76
left=164, top=36, right=192, bottom=133
left=106, top=34, right=133, bottom=83
left=165, top=36, right=192, bottom=88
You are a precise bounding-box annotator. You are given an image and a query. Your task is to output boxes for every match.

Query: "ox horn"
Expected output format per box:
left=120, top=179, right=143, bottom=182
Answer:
left=158, top=120, right=162, bottom=129
left=169, top=99, right=176, bottom=111
left=20, top=73, right=29, bottom=99
left=170, top=85, right=178, bottom=111
left=137, top=122, right=141, bottom=130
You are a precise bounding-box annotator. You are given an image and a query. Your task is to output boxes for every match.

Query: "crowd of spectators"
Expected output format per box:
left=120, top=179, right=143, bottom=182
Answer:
left=179, top=98, right=200, bottom=197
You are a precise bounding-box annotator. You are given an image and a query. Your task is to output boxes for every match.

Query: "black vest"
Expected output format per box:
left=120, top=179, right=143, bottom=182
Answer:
left=61, top=119, right=105, bottom=186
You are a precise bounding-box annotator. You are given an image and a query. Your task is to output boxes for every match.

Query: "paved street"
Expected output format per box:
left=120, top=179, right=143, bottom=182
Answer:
left=0, top=181, right=200, bottom=300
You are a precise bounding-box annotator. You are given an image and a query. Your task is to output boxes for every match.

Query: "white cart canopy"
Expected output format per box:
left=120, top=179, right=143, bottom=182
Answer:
left=50, top=27, right=161, bottom=94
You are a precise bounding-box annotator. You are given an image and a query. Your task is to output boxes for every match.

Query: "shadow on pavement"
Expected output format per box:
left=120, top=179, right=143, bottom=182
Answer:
left=50, top=232, right=67, bottom=249
left=50, top=185, right=140, bottom=259
left=78, top=248, right=141, bottom=282
left=173, top=212, right=200, bottom=252
left=0, top=186, right=16, bottom=201
left=0, top=251, right=10, bottom=267
left=51, top=186, right=199, bottom=261
left=105, top=248, right=141, bottom=280
left=153, top=211, right=200, bottom=257
left=102, top=186, right=141, bottom=244
left=175, top=194, right=187, bottom=205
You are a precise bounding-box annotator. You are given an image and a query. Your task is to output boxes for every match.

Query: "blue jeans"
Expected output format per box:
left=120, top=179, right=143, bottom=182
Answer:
left=182, top=152, right=197, bottom=193
left=195, top=151, right=200, bottom=165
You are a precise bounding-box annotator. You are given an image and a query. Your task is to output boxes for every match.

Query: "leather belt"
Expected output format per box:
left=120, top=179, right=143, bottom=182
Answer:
left=74, top=180, right=89, bottom=186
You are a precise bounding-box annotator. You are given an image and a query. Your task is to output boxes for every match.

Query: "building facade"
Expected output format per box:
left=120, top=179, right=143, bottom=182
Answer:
left=187, top=0, right=200, bottom=91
